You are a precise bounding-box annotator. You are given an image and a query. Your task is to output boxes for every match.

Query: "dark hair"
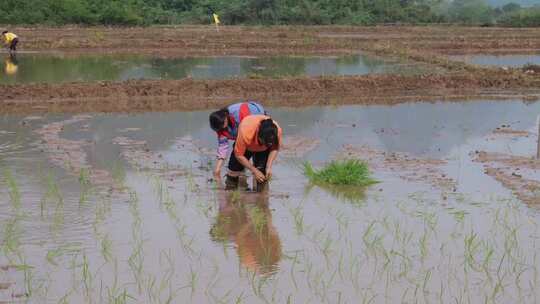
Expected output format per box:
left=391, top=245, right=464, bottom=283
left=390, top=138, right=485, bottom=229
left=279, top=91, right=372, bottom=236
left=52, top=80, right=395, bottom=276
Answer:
left=1, top=31, right=7, bottom=35
left=258, top=119, right=278, bottom=147
left=209, top=108, right=228, bottom=132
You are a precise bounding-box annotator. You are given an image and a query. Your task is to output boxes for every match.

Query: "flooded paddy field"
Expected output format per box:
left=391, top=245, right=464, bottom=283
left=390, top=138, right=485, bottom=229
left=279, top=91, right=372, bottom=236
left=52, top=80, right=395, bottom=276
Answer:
left=449, top=54, right=540, bottom=68
left=1, top=100, right=539, bottom=303
left=1, top=25, right=540, bottom=304
left=3, top=26, right=540, bottom=114
left=0, top=53, right=434, bottom=85
left=11, top=26, right=540, bottom=58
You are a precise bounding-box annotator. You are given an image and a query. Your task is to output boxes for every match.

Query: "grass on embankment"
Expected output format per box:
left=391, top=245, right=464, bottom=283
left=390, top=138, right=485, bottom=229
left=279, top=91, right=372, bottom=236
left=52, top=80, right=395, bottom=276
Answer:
left=303, top=160, right=377, bottom=187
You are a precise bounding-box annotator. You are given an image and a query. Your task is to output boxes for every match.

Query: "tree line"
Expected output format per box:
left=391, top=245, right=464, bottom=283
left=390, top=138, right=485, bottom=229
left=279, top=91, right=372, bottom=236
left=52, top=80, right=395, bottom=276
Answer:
left=0, top=0, right=538, bottom=27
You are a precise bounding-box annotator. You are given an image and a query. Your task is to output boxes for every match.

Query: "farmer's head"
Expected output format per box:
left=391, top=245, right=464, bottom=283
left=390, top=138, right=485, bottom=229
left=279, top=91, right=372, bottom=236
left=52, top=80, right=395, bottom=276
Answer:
left=258, top=119, right=278, bottom=147
left=1, top=31, right=7, bottom=36
left=209, top=108, right=229, bottom=132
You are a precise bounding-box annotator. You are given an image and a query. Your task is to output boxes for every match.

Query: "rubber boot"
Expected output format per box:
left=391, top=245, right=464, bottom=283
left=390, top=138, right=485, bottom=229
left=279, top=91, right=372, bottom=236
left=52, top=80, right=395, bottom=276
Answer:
left=224, top=175, right=239, bottom=190
left=255, top=181, right=268, bottom=193
left=254, top=166, right=268, bottom=192
left=238, top=176, right=249, bottom=191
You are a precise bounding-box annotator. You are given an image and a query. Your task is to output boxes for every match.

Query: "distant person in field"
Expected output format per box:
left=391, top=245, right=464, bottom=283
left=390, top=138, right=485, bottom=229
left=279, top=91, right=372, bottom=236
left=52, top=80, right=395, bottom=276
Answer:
left=227, top=115, right=282, bottom=191
left=2, top=31, right=19, bottom=54
left=209, top=101, right=266, bottom=178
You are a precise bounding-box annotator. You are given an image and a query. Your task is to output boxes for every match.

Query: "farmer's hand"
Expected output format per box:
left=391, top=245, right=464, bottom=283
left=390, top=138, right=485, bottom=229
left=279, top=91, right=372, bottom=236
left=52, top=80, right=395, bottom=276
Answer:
left=265, top=168, right=272, bottom=181
left=252, top=168, right=266, bottom=183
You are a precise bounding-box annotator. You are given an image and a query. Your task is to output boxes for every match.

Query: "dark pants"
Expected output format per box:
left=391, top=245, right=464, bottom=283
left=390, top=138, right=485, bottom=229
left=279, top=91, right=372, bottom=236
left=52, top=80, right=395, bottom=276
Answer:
left=9, top=38, right=18, bottom=51
left=228, top=146, right=270, bottom=174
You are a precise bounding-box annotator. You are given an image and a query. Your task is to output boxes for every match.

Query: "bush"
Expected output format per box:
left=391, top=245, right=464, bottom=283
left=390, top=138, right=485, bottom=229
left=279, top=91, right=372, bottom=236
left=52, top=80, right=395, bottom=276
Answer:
left=498, top=8, right=540, bottom=27
left=1, top=0, right=532, bottom=26
left=447, top=0, right=494, bottom=25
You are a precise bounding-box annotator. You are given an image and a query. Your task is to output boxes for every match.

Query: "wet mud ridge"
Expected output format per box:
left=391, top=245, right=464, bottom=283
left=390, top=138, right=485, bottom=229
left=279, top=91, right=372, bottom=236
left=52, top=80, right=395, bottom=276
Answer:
left=11, top=26, right=540, bottom=57
left=342, top=144, right=456, bottom=193
left=474, top=151, right=540, bottom=205
left=1, top=73, right=539, bottom=114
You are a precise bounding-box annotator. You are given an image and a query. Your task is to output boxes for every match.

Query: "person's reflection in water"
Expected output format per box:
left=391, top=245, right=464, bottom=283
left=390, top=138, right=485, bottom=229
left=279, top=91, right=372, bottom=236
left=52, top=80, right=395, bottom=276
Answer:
left=4, top=54, right=18, bottom=76
left=210, top=190, right=281, bottom=275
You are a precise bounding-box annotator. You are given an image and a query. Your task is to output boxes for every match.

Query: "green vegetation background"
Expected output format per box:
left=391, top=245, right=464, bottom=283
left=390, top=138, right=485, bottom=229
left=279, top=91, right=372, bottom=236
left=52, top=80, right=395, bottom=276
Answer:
left=0, top=0, right=539, bottom=27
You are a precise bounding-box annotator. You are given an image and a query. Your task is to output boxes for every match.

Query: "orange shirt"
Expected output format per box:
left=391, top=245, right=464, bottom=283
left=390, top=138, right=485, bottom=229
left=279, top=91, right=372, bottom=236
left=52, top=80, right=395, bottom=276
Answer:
left=234, top=115, right=282, bottom=157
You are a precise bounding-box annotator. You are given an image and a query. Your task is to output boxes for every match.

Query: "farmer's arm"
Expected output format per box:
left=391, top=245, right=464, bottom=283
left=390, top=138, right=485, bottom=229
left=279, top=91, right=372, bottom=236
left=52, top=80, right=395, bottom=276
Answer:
left=236, top=154, right=266, bottom=182
left=265, top=149, right=279, bottom=180
left=214, top=135, right=229, bottom=176
left=265, top=127, right=282, bottom=180
left=234, top=138, right=265, bottom=182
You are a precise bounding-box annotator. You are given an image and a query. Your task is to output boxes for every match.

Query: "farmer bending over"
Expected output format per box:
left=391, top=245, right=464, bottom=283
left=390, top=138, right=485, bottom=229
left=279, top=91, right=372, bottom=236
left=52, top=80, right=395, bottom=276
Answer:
left=2, top=31, right=19, bottom=54
left=209, top=101, right=265, bottom=177
left=227, top=115, right=282, bottom=191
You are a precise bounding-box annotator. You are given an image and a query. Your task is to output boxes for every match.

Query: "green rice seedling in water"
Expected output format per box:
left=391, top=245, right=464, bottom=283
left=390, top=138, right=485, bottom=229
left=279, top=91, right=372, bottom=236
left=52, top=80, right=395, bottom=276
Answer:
left=46, top=248, right=62, bottom=266
left=187, top=168, right=198, bottom=193
left=78, top=168, right=92, bottom=205
left=41, top=172, right=65, bottom=230
left=290, top=205, right=305, bottom=235
left=249, top=206, right=267, bottom=236
left=111, top=161, right=126, bottom=188
left=3, top=168, right=21, bottom=210
left=93, top=197, right=112, bottom=234
left=188, top=267, right=198, bottom=299
left=464, top=232, right=482, bottom=272
left=303, top=160, right=377, bottom=186
left=58, top=292, right=71, bottom=304
left=82, top=253, right=92, bottom=299
left=101, top=234, right=113, bottom=263
left=109, top=289, right=133, bottom=304
left=23, top=258, right=33, bottom=297
left=304, top=160, right=377, bottom=205
left=230, top=190, right=241, bottom=204
left=44, top=171, right=63, bottom=205
left=419, top=230, right=429, bottom=263
left=449, top=209, right=467, bottom=223
left=104, top=259, right=134, bottom=303
left=128, top=191, right=145, bottom=293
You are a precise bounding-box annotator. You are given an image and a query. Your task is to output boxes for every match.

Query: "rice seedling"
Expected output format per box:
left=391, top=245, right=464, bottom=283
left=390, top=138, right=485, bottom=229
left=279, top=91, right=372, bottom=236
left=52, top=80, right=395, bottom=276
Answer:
left=108, top=289, right=133, bottom=304
left=290, top=205, right=305, bottom=236
left=128, top=190, right=145, bottom=293
left=40, top=172, right=65, bottom=232
left=58, top=292, right=71, bottom=304
left=248, top=206, right=267, bottom=236
left=23, top=259, right=33, bottom=298
left=81, top=253, right=93, bottom=298
left=101, top=234, right=113, bottom=263
left=44, top=171, right=63, bottom=204
left=187, top=168, right=199, bottom=193
left=187, top=266, right=198, bottom=299
left=78, top=167, right=92, bottom=205
left=303, top=160, right=377, bottom=187
left=3, top=168, right=21, bottom=210
left=111, top=160, right=126, bottom=188
left=419, top=231, right=429, bottom=262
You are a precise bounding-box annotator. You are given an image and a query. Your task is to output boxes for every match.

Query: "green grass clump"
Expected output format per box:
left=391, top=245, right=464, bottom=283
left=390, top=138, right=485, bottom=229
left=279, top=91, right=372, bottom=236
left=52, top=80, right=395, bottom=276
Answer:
left=303, top=160, right=377, bottom=186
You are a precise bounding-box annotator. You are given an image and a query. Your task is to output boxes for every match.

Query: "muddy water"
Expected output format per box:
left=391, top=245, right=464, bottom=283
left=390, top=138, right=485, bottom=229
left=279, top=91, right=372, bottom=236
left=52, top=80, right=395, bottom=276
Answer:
left=0, top=100, right=539, bottom=303
left=0, top=53, right=435, bottom=84
left=449, top=54, right=540, bottom=67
